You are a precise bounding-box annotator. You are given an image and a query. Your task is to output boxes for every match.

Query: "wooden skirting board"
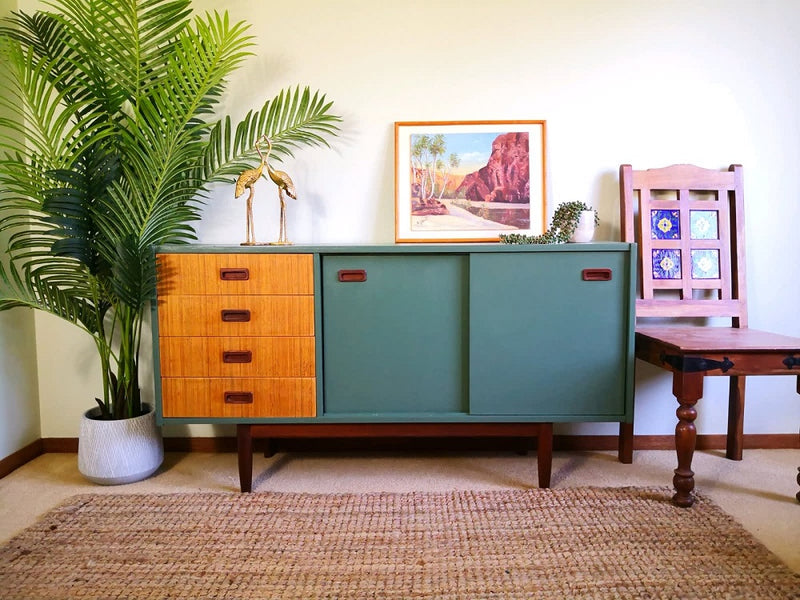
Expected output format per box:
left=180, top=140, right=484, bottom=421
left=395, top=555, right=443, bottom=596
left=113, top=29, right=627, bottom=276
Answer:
left=0, top=439, right=44, bottom=480
left=1, top=433, right=797, bottom=480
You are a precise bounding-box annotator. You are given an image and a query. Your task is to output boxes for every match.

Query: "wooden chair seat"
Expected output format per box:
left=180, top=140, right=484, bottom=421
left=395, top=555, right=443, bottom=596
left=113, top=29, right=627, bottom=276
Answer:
left=636, top=326, right=800, bottom=359
left=618, top=163, right=800, bottom=507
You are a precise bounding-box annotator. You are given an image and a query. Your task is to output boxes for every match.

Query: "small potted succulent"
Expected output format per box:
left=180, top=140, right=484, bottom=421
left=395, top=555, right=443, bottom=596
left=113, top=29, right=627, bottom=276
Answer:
left=500, top=201, right=599, bottom=244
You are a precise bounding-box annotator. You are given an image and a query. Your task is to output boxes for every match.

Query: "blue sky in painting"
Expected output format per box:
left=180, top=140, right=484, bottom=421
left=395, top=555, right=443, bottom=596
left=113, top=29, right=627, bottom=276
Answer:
left=412, top=131, right=505, bottom=173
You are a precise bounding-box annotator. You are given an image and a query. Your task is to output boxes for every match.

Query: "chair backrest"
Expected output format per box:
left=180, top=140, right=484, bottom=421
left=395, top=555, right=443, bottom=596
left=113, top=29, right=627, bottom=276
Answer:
left=619, top=163, right=747, bottom=326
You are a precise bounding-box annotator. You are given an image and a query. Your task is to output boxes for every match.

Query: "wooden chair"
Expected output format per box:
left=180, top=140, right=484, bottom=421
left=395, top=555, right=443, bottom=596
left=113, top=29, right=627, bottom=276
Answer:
left=618, top=163, right=800, bottom=507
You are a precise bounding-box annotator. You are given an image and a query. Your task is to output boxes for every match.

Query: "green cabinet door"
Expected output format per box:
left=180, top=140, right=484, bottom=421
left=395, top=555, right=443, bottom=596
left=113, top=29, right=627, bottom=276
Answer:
left=321, top=254, right=468, bottom=415
left=469, top=251, right=631, bottom=418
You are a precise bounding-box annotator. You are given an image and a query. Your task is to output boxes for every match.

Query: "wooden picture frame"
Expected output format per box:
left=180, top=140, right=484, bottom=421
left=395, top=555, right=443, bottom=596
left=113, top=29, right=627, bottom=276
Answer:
left=394, top=120, right=546, bottom=243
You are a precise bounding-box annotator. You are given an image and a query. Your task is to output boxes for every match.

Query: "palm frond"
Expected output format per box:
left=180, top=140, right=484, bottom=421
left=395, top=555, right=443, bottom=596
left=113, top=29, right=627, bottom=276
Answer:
left=0, top=39, right=114, bottom=166
left=38, top=0, right=194, bottom=115
left=0, top=10, right=83, bottom=105
left=0, top=259, right=102, bottom=333
left=155, top=10, right=254, bottom=124
left=42, top=148, right=120, bottom=274
left=202, top=86, right=342, bottom=182
left=0, top=0, right=340, bottom=418
left=107, top=234, right=156, bottom=312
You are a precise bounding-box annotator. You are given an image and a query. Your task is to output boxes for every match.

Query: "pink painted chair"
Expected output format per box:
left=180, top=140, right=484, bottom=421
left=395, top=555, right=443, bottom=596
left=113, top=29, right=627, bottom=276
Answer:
left=618, top=163, right=800, bottom=506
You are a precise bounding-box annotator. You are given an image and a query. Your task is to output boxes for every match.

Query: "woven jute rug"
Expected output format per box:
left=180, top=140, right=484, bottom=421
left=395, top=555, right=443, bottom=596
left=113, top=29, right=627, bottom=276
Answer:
left=0, top=487, right=797, bottom=599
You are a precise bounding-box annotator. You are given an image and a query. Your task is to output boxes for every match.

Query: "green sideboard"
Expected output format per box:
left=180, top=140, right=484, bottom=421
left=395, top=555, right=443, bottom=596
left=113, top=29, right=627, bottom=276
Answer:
left=152, top=243, right=637, bottom=491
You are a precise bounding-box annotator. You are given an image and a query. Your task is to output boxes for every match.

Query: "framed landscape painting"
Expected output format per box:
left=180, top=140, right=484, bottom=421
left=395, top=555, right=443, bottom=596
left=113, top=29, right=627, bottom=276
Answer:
left=394, top=120, right=546, bottom=243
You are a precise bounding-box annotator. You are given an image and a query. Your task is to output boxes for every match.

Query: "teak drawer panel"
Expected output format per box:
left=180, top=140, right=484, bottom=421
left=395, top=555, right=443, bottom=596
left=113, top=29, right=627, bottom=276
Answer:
left=158, top=295, right=315, bottom=337
left=156, top=253, right=314, bottom=296
left=161, top=378, right=316, bottom=418
left=159, top=336, right=316, bottom=377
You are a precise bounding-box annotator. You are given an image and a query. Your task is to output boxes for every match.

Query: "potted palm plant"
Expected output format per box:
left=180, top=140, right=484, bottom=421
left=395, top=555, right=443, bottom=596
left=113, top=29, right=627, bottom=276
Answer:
left=0, top=0, right=340, bottom=483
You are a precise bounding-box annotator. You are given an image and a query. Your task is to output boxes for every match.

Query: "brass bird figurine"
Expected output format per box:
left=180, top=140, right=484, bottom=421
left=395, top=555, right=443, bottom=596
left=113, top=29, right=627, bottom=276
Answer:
left=234, top=135, right=269, bottom=245
left=263, top=138, right=297, bottom=245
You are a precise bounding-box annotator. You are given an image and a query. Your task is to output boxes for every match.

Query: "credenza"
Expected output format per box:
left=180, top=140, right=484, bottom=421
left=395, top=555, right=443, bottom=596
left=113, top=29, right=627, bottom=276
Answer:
left=152, top=243, right=637, bottom=491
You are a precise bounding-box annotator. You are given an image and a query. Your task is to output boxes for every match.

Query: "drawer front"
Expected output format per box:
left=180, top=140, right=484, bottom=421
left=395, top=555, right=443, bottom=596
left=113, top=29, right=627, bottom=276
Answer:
left=155, top=251, right=318, bottom=420
left=157, top=295, right=315, bottom=337
left=156, top=253, right=314, bottom=296
left=159, top=337, right=316, bottom=377
left=161, top=378, right=316, bottom=418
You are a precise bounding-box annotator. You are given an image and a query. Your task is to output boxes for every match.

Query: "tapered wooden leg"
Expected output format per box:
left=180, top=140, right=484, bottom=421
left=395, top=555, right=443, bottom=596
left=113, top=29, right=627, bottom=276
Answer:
left=672, top=372, right=704, bottom=507
left=537, top=423, right=553, bottom=489
left=618, top=421, right=634, bottom=464
left=237, top=424, right=253, bottom=493
left=726, top=375, right=746, bottom=461
left=263, top=438, right=275, bottom=458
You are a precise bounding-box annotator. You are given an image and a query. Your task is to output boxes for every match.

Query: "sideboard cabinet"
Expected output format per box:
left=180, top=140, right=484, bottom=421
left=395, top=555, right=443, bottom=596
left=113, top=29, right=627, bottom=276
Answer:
left=152, top=244, right=637, bottom=491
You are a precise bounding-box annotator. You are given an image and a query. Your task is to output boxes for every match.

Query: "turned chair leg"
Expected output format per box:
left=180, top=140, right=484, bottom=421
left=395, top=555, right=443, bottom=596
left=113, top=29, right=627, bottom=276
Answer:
left=726, top=375, right=746, bottom=461
left=672, top=372, right=704, bottom=507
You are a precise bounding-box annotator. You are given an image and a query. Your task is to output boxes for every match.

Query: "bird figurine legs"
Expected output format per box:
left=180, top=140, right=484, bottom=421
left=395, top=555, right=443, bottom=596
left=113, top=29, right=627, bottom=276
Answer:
left=241, top=187, right=260, bottom=246
left=270, top=189, right=292, bottom=245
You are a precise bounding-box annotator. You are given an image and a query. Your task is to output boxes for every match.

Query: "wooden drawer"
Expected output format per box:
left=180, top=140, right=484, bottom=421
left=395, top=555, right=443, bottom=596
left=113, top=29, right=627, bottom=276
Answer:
left=159, top=337, right=316, bottom=377
left=156, top=253, right=314, bottom=296
left=155, top=251, right=317, bottom=420
left=157, top=295, right=315, bottom=337
left=161, top=378, right=316, bottom=418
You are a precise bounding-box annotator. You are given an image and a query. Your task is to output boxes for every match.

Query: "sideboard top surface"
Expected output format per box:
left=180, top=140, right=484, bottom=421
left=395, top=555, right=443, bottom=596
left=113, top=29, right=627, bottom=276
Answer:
left=155, top=242, right=635, bottom=254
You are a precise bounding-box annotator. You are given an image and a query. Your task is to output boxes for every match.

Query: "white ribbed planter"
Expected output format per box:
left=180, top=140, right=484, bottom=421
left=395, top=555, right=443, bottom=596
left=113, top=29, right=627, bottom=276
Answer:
left=78, top=403, right=163, bottom=485
left=569, top=211, right=596, bottom=243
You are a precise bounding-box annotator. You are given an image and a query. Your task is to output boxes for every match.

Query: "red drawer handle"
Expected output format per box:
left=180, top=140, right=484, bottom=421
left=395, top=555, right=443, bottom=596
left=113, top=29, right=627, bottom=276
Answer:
left=224, top=392, right=253, bottom=404
left=221, top=309, right=251, bottom=322
left=582, top=268, right=612, bottom=281
left=338, top=269, right=367, bottom=282
left=223, top=350, right=252, bottom=364
left=220, top=268, right=250, bottom=281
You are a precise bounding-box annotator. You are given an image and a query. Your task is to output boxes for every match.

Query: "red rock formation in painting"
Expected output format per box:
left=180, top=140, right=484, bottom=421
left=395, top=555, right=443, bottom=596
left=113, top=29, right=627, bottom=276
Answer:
left=456, top=132, right=529, bottom=203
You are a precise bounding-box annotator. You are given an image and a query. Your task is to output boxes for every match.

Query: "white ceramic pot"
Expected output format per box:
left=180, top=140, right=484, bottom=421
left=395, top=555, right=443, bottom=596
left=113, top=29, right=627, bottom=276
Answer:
left=78, top=403, right=163, bottom=485
left=569, top=210, right=596, bottom=243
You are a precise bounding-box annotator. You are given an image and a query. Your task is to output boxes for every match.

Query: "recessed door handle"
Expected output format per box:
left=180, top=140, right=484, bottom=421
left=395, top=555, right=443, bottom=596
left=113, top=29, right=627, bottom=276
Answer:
left=223, top=351, right=252, bottom=364
left=582, top=268, right=612, bottom=281
left=219, top=269, right=250, bottom=281
left=224, top=392, right=253, bottom=404
left=220, top=268, right=250, bottom=281
left=221, top=309, right=251, bottom=322
left=338, top=269, right=367, bottom=282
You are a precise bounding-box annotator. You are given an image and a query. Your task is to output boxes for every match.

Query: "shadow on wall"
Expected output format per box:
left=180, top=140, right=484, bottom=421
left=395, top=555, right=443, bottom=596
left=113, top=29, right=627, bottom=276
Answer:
left=592, top=169, right=622, bottom=242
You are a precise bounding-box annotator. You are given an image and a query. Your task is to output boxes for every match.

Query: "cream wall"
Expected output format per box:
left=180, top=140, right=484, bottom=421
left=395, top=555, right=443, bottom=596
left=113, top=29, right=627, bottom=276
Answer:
left=0, top=302, right=40, bottom=457
left=0, top=0, right=41, bottom=458
left=15, top=0, right=800, bottom=441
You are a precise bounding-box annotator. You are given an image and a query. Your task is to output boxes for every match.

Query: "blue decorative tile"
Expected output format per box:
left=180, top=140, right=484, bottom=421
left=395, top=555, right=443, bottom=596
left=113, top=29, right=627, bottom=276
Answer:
left=652, top=249, right=682, bottom=279
left=651, top=210, right=680, bottom=239
left=690, top=210, right=718, bottom=240
left=691, top=249, right=720, bottom=279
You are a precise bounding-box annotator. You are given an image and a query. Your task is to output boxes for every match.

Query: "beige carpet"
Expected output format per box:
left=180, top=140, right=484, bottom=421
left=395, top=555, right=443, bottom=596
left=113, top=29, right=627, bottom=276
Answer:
left=1, top=487, right=798, bottom=599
